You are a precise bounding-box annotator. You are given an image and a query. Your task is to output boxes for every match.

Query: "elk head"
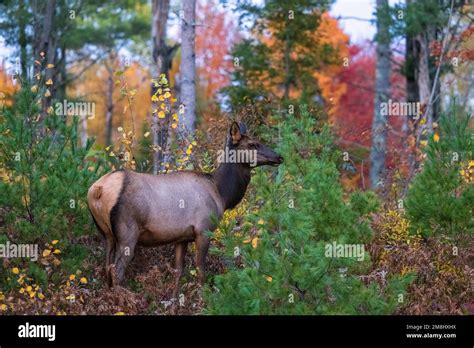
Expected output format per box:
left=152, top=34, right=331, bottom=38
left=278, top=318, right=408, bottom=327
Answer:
left=225, top=121, right=284, bottom=168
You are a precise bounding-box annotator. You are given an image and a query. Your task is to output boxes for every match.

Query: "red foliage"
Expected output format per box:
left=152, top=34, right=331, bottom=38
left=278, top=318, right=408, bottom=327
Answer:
left=332, top=42, right=408, bottom=187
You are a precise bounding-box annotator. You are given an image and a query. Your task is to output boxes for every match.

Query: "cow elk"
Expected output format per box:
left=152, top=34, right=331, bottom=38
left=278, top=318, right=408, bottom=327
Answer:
left=87, top=122, right=283, bottom=297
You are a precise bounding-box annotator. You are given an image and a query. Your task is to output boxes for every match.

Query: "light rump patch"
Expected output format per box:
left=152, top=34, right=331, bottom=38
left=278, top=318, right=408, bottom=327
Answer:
left=87, top=170, right=125, bottom=238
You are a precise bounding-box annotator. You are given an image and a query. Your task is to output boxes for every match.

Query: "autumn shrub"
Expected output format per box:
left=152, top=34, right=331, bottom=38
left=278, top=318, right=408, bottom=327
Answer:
left=370, top=209, right=472, bottom=314
left=405, top=111, right=473, bottom=237
left=204, top=108, right=412, bottom=314
left=0, top=74, right=107, bottom=306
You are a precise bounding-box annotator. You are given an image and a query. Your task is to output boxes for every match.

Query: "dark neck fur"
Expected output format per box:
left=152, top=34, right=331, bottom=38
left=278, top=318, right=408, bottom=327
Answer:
left=212, top=162, right=251, bottom=210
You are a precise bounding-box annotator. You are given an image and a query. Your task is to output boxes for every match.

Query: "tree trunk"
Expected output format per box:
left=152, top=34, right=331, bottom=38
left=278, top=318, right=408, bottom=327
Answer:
left=416, top=31, right=432, bottom=129
left=104, top=53, right=116, bottom=147
left=151, top=0, right=179, bottom=174
left=403, top=3, right=418, bottom=196
left=369, top=0, right=391, bottom=190
left=180, top=0, right=196, bottom=136
left=32, top=0, right=57, bottom=116
left=18, top=0, right=28, bottom=79
left=405, top=1, right=419, bottom=106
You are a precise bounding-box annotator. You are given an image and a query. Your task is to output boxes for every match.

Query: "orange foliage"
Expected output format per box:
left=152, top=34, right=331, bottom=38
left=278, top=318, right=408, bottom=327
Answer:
left=195, top=0, right=236, bottom=102
left=0, top=63, right=18, bottom=106
left=258, top=12, right=349, bottom=104
left=313, top=12, right=350, bottom=121
left=68, top=58, right=151, bottom=146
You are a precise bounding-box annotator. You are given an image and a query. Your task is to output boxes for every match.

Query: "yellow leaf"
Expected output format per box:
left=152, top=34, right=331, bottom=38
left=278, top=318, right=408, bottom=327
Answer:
left=31, top=85, right=38, bottom=93
left=42, top=249, right=51, bottom=257
left=433, top=133, right=440, bottom=142
left=0, top=304, right=7, bottom=311
left=251, top=237, right=258, bottom=249
left=144, top=131, right=150, bottom=138
left=44, top=89, right=51, bottom=97
left=46, top=64, right=55, bottom=68
left=117, top=127, right=124, bottom=132
left=257, top=219, right=265, bottom=225
left=26, top=286, right=32, bottom=292
left=45, top=79, right=53, bottom=85
left=80, top=277, right=88, bottom=284
left=186, top=148, right=192, bottom=155
left=29, top=291, right=36, bottom=298
left=171, top=123, right=178, bottom=129
left=12, top=267, right=19, bottom=274
left=151, top=95, right=159, bottom=102
left=53, top=249, right=61, bottom=254
left=19, top=288, right=25, bottom=294
left=266, top=276, right=272, bottom=282
left=164, top=92, right=171, bottom=99
left=158, top=111, right=166, bottom=119
left=114, top=312, right=125, bottom=315
left=69, top=274, right=76, bottom=281
left=420, top=140, right=428, bottom=147
left=38, top=293, right=45, bottom=300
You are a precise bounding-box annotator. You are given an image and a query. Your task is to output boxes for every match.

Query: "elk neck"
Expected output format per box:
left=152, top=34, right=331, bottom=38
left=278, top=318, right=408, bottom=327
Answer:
left=212, top=161, right=251, bottom=211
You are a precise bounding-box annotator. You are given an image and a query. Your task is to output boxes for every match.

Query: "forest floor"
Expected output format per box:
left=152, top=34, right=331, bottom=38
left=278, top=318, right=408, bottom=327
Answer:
left=71, top=238, right=226, bottom=315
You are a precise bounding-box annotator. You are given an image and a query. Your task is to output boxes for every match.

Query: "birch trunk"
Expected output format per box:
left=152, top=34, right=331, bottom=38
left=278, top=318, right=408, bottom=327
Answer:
left=180, top=0, right=196, bottom=135
left=369, top=0, right=391, bottom=189
left=151, top=0, right=178, bottom=174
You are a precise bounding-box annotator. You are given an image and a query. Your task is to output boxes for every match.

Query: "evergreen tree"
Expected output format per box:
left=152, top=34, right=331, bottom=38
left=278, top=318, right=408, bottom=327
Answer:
left=223, top=0, right=338, bottom=112
left=204, top=108, right=411, bottom=314
left=406, top=109, right=474, bottom=237
left=0, top=76, right=106, bottom=243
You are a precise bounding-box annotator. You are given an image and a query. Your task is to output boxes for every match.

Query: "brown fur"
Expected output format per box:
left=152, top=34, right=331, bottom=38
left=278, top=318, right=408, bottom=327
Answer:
left=87, top=122, right=283, bottom=296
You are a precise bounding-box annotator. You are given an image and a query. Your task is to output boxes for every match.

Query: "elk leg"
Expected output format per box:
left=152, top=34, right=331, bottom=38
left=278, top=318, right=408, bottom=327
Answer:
left=195, top=233, right=210, bottom=286
left=172, top=241, right=188, bottom=298
left=111, top=222, right=138, bottom=286
left=105, top=236, right=115, bottom=288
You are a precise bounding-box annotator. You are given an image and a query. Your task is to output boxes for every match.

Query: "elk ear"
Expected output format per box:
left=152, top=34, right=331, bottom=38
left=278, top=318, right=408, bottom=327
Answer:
left=230, top=122, right=242, bottom=145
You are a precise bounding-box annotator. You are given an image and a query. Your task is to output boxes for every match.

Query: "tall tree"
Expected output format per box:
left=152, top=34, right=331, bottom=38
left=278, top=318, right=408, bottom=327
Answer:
left=103, top=51, right=118, bottom=147
left=369, top=0, right=391, bottom=189
left=151, top=0, right=179, bottom=173
left=223, top=0, right=335, bottom=114
left=180, top=0, right=197, bottom=136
